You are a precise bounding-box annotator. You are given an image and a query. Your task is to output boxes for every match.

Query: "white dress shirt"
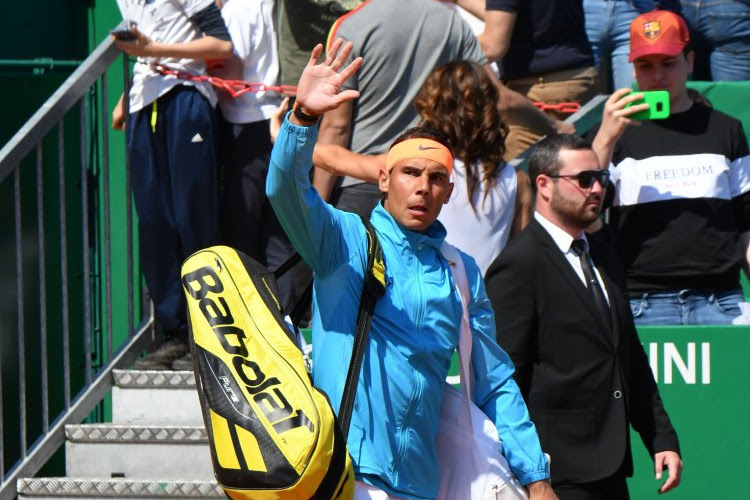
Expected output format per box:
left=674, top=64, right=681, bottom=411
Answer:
left=534, top=212, right=610, bottom=304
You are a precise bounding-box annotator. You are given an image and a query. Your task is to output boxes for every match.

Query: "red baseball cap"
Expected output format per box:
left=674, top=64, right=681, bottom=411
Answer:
left=629, top=10, right=690, bottom=62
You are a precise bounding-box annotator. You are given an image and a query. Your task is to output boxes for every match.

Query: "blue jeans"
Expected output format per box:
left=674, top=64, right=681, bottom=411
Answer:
left=680, top=0, right=750, bottom=81
left=629, top=289, right=743, bottom=326
left=584, top=0, right=665, bottom=91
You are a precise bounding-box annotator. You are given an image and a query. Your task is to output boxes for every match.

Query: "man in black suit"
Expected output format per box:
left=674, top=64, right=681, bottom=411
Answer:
left=485, top=134, right=682, bottom=499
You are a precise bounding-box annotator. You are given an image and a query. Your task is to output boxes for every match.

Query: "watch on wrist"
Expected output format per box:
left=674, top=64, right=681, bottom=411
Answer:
left=293, top=102, right=321, bottom=124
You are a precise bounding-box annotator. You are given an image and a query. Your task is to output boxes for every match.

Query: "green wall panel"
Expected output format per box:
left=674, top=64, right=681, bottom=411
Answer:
left=628, top=326, right=749, bottom=498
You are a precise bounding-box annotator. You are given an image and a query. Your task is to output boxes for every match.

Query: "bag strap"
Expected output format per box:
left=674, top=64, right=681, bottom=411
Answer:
left=441, top=242, right=475, bottom=430
left=337, top=215, right=387, bottom=439
left=273, top=251, right=303, bottom=279
left=288, top=280, right=313, bottom=326
left=271, top=250, right=314, bottom=327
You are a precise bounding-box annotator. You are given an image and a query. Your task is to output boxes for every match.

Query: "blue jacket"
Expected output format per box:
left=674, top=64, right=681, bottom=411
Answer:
left=267, top=119, right=548, bottom=499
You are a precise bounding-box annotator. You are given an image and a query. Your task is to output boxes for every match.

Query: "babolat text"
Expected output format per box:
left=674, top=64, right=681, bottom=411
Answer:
left=183, top=264, right=314, bottom=434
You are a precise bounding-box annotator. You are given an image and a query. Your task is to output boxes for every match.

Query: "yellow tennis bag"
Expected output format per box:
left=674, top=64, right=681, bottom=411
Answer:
left=181, top=219, right=385, bottom=500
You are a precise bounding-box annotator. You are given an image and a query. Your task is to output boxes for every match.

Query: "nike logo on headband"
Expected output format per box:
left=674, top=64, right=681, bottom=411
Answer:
left=418, top=143, right=440, bottom=151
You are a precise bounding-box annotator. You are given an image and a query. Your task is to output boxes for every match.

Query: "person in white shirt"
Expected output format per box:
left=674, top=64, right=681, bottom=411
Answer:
left=211, top=0, right=303, bottom=315
left=112, top=0, right=232, bottom=370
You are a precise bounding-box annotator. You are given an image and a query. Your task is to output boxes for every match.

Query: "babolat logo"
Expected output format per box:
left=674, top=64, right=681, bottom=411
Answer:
left=183, top=263, right=314, bottom=435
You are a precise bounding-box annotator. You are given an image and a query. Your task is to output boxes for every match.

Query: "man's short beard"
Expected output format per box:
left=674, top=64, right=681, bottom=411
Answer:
left=550, top=186, right=602, bottom=230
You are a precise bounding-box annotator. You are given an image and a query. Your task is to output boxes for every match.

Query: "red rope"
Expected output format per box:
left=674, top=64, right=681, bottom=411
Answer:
left=153, top=64, right=297, bottom=98
left=152, top=65, right=580, bottom=112
left=532, top=101, right=581, bottom=113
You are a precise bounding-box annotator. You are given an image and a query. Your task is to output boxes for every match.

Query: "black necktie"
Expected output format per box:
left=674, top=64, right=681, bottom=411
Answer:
left=571, top=239, right=612, bottom=331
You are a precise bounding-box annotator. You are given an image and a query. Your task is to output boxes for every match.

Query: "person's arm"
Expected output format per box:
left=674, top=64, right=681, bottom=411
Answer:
left=313, top=146, right=384, bottom=183
left=113, top=25, right=233, bottom=59
left=270, top=97, right=291, bottom=143
left=484, top=242, right=537, bottom=397
left=485, top=65, right=575, bottom=136
left=628, top=338, right=683, bottom=494
left=266, top=40, right=364, bottom=274
left=465, top=255, right=552, bottom=493
left=444, top=0, right=486, bottom=19
left=623, top=298, right=682, bottom=493
left=478, top=9, right=516, bottom=62
left=510, top=168, right=532, bottom=239
left=270, top=98, right=384, bottom=182
left=525, top=481, right=557, bottom=500
left=734, top=188, right=750, bottom=276
left=114, top=2, right=234, bottom=60
left=112, top=92, right=126, bottom=130
left=314, top=101, right=354, bottom=201
left=741, top=232, right=750, bottom=279
left=591, top=88, right=649, bottom=168
left=730, top=139, right=750, bottom=280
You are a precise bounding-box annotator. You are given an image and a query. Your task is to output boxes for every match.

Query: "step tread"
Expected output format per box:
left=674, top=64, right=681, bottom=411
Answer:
left=113, top=370, right=195, bottom=389
left=65, top=425, right=206, bottom=443
left=17, top=478, right=223, bottom=498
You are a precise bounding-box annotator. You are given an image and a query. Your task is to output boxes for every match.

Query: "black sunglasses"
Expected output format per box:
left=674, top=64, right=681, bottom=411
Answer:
left=548, top=169, right=610, bottom=189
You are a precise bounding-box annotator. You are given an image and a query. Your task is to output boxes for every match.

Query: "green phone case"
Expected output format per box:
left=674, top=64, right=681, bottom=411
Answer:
left=625, top=90, right=670, bottom=120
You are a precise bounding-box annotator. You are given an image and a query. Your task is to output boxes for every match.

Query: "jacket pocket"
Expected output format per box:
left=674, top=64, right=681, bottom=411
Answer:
left=533, top=408, right=598, bottom=478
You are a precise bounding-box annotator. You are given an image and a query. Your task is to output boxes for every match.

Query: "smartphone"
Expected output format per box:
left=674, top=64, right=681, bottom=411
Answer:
left=110, top=28, right=136, bottom=41
left=625, top=90, right=670, bottom=120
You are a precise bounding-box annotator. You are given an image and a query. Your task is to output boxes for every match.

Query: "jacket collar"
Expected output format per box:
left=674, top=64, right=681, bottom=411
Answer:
left=371, top=202, right=447, bottom=252
left=534, top=211, right=586, bottom=255
left=530, top=219, right=618, bottom=348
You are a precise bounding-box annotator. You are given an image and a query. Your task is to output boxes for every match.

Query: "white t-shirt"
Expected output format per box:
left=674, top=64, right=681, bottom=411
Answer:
left=218, top=0, right=281, bottom=124
left=116, top=0, right=217, bottom=112
left=438, top=159, right=517, bottom=274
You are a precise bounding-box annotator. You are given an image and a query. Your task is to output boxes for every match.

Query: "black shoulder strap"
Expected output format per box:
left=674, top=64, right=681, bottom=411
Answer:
left=337, top=215, right=387, bottom=438
left=271, top=251, right=313, bottom=327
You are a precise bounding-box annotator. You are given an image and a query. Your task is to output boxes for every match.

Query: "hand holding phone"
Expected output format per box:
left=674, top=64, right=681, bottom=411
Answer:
left=625, top=90, right=670, bottom=120
left=111, top=28, right=137, bottom=41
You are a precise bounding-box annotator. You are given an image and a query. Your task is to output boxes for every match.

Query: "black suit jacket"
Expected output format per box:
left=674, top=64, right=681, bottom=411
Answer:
left=485, top=219, right=679, bottom=484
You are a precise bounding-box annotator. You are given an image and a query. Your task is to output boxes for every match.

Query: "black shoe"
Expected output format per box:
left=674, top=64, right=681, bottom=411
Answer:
left=133, top=338, right=189, bottom=371
left=171, top=351, right=194, bottom=371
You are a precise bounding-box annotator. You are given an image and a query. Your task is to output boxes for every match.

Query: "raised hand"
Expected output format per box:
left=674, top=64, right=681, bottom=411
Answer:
left=592, top=87, right=650, bottom=168
left=598, top=88, right=649, bottom=143
left=294, top=39, right=363, bottom=119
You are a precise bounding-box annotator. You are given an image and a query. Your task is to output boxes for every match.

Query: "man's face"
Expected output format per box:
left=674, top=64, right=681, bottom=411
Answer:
left=379, top=158, right=454, bottom=232
left=548, top=149, right=605, bottom=230
left=633, top=52, right=693, bottom=106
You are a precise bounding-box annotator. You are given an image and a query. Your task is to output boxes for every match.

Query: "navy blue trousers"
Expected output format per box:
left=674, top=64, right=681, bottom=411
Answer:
left=127, top=85, right=220, bottom=339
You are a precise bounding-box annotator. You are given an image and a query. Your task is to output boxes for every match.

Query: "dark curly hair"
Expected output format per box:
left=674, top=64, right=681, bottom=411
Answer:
left=413, top=60, right=508, bottom=210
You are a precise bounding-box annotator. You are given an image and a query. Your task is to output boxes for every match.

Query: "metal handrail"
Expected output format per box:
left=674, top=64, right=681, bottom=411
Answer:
left=0, top=34, right=150, bottom=500
left=0, top=319, right=153, bottom=500
left=0, top=38, right=119, bottom=181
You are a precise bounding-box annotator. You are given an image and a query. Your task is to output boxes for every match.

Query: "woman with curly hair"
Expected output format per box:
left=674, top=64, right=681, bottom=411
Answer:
left=413, top=60, right=531, bottom=273
left=271, top=59, right=532, bottom=273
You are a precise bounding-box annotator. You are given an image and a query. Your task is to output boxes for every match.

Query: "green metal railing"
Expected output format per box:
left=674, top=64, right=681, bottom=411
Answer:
left=0, top=35, right=150, bottom=500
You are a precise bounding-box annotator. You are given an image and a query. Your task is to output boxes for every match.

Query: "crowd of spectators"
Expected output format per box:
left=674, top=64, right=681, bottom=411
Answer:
left=112, top=0, right=749, bottom=497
